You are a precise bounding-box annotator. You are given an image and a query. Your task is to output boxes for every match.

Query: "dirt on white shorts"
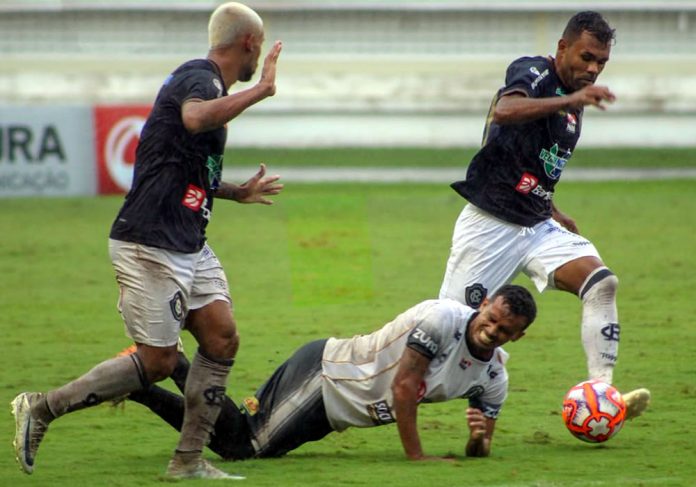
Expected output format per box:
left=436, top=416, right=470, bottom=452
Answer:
left=109, top=239, right=232, bottom=347
left=439, top=204, right=601, bottom=307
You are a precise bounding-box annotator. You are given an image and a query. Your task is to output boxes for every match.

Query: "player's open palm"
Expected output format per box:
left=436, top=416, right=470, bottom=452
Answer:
left=236, top=163, right=283, bottom=205
left=260, top=40, right=282, bottom=96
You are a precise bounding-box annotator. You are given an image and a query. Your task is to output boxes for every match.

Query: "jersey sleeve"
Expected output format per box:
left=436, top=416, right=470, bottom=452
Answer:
left=501, top=56, right=551, bottom=99
left=468, top=350, right=509, bottom=419
left=405, top=303, right=456, bottom=360
left=174, top=69, right=223, bottom=106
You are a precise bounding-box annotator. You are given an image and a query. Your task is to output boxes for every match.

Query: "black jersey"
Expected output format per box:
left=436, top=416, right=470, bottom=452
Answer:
left=110, top=59, right=228, bottom=253
left=451, top=56, right=582, bottom=227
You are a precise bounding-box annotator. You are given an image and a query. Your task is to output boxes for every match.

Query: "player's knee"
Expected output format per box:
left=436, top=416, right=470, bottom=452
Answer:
left=139, top=347, right=179, bottom=383
left=580, top=268, right=618, bottom=301
left=202, top=324, right=239, bottom=361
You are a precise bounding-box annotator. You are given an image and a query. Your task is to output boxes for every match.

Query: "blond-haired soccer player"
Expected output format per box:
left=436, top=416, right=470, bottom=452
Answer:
left=12, top=2, right=282, bottom=480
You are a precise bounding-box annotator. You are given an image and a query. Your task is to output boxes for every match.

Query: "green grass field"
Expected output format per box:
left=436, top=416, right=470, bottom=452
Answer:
left=1, top=151, right=695, bottom=486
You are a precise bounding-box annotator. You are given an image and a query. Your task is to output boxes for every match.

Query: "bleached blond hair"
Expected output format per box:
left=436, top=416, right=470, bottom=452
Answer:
left=208, top=2, right=264, bottom=49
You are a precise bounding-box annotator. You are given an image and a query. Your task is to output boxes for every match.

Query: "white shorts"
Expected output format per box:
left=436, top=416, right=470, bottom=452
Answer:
left=109, top=239, right=232, bottom=347
left=439, top=204, right=601, bottom=307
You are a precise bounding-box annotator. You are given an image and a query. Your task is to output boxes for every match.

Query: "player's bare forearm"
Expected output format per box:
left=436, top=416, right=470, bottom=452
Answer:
left=392, top=348, right=430, bottom=460
left=494, top=84, right=614, bottom=125
left=494, top=93, right=575, bottom=125
left=181, top=84, right=273, bottom=134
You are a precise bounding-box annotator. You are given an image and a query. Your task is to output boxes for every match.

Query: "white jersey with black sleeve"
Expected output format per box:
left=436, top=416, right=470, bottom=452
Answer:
left=320, top=299, right=509, bottom=432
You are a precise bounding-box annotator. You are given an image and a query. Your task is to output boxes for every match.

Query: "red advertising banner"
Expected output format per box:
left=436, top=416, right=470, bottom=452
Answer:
left=94, top=105, right=151, bottom=194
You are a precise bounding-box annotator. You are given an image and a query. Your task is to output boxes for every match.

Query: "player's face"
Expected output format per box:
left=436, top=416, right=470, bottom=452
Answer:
left=556, top=31, right=611, bottom=91
left=469, top=296, right=528, bottom=351
left=239, top=33, right=264, bottom=82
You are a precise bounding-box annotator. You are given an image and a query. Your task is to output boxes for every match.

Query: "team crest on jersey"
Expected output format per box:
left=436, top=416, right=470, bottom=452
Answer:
left=538, top=143, right=570, bottom=180
left=459, top=358, right=472, bottom=370
left=206, top=154, right=223, bottom=191
left=565, top=113, right=578, bottom=134
left=465, top=283, right=487, bottom=308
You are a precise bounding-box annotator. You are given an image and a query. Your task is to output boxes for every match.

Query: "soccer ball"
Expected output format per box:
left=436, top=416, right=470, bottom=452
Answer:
left=562, top=380, right=626, bottom=443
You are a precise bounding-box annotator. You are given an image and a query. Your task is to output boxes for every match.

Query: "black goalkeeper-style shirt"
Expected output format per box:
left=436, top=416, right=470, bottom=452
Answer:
left=110, top=59, right=228, bottom=253
left=451, top=56, right=583, bottom=227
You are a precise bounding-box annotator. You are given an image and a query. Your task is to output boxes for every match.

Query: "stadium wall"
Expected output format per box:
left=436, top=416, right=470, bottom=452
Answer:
left=1, top=1, right=695, bottom=148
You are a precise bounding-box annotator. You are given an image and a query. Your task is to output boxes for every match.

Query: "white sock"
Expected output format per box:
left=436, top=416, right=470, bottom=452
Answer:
left=580, top=267, right=620, bottom=383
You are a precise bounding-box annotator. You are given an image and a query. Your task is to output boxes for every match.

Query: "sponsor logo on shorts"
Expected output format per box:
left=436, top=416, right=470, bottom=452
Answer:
left=169, top=291, right=184, bottom=322
left=367, top=400, right=396, bottom=425
left=182, top=184, right=206, bottom=211
left=465, top=283, right=487, bottom=308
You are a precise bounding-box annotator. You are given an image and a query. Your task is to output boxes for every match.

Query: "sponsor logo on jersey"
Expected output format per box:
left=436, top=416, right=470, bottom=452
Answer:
left=529, top=67, right=540, bottom=76
left=465, top=283, right=487, bottom=308
left=530, top=68, right=550, bottom=90
left=515, top=172, right=553, bottom=200
left=539, top=143, right=570, bottom=180
left=182, top=183, right=206, bottom=211
left=515, top=172, right=538, bottom=194
left=367, top=400, right=396, bottom=425
left=566, top=112, right=578, bottom=134
left=206, top=154, right=223, bottom=191
left=410, top=328, right=439, bottom=356
left=169, top=290, right=184, bottom=322
left=555, top=87, right=566, bottom=96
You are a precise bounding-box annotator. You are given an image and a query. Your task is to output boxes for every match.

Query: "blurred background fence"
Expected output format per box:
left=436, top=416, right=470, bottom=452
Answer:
left=2, top=0, right=696, bottom=148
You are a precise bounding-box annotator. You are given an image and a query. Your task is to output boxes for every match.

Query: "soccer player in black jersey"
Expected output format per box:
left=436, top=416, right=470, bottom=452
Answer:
left=12, top=2, right=282, bottom=480
left=439, top=11, right=650, bottom=420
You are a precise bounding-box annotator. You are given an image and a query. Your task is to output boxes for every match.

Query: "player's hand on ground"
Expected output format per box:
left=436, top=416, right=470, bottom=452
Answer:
left=409, top=454, right=456, bottom=463
left=259, top=40, right=282, bottom=97
left=568, top=84, right=615, bottom=110
left=235, top=163, right=283, bottom=204
left=466, top=407, right=487, bottom=441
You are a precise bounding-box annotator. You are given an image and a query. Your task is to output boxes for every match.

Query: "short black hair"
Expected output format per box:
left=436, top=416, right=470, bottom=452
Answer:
left=491, top=284, right=537, bottom=328
left=563, top=11, right=616, bottom=46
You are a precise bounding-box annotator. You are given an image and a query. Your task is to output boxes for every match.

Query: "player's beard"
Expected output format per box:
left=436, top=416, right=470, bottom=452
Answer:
left=239, top=62, right=256, bottom=82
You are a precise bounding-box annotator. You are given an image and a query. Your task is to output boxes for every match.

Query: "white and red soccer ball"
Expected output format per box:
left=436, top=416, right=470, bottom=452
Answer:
left=562, top=380, right=626, bottom=443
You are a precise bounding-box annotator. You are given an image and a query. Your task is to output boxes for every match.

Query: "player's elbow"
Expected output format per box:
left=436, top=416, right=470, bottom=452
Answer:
left=492, top=105, right=516, bottom=125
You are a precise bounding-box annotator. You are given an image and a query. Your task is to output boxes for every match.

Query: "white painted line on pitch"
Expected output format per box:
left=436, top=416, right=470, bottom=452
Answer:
left=224, top=167, right=696, bottom=183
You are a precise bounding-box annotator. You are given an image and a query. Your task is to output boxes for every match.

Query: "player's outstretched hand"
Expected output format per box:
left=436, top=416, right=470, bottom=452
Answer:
left=235, top=163, right=283, bottom=205
left=568, top=84, right=616, bottom=111
left=259, top=40, right=283, bottom=97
